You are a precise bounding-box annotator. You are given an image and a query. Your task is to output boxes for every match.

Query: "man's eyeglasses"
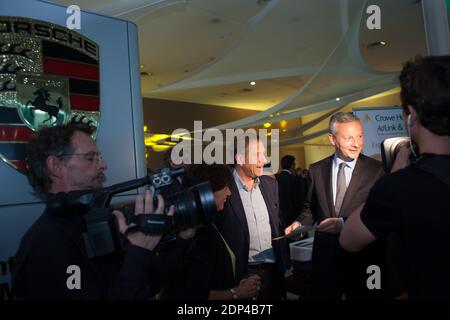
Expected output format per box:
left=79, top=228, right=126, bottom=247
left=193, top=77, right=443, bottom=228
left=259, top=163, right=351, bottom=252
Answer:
left=57, top=152, right=103, bottom=162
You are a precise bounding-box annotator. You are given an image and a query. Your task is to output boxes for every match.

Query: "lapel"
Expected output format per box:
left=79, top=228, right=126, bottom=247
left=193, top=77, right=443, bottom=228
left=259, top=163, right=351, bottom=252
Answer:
left=228, top=178, right=250, bottom=242
left=338, top=154, right=365, bottom=217
left=321, top=156, right=336, bottom=217
left=258, top=177, right=278, bottom=237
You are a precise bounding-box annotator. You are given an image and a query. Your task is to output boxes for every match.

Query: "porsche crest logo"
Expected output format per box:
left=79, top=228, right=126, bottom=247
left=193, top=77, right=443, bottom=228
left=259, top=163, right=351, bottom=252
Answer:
left=0, top=16, right=100, bottom=173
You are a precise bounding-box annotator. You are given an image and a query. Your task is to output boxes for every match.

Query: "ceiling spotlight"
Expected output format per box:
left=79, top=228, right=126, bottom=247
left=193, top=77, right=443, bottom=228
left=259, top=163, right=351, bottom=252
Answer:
left=336, top=97, right=340, bottom=102
left=367, top=41, right=387, bottom=49
left=250, top=81, right=256, bottom=86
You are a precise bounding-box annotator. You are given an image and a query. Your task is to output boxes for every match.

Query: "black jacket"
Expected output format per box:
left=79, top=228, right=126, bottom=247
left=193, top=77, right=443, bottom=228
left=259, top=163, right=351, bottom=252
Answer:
left=297, top=154, right=385, bottom=300
left=161, top=224, right=236, bottom=299
left=12, top=210, right=160, bottom=299
left=276, top=170, right=306, bottom=227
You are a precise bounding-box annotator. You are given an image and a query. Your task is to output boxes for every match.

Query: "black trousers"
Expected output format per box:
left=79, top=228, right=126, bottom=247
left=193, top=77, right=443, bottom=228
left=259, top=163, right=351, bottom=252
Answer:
left=310, top=232, right=389, bottom=300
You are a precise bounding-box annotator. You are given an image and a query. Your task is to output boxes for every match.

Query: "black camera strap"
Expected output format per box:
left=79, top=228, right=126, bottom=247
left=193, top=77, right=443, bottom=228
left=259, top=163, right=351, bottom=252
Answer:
left=125, top=214, right=173, bottom=236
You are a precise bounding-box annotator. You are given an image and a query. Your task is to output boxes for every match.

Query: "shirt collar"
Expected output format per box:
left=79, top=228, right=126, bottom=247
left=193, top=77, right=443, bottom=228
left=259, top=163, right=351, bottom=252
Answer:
left=333, top=153, right=357, bottom=170
left=233, top=169, right=260, bottom=192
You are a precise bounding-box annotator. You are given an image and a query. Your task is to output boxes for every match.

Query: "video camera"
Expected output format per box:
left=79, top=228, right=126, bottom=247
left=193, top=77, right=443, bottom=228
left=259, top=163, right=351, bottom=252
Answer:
left=46, top=167, right=217, bottom=258
left=380, top=137, right=418, bottom=172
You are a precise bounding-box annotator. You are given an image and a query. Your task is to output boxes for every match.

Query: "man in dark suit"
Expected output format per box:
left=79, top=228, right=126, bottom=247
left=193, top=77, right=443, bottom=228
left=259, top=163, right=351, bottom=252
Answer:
left=276, top=155, right=306, bottom=227
left=217, top=136, right=286, bottom=299
left=285, top=112, right=384, bottom=300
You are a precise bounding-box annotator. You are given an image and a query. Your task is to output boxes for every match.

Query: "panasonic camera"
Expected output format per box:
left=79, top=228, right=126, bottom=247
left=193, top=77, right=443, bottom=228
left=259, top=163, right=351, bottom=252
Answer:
left=46, top=167, right=217, bottom=258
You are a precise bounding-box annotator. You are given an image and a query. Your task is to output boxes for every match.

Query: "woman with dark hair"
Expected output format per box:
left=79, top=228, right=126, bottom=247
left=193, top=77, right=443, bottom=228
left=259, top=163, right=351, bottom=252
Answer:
left=162, top=164, right=261, bottom=300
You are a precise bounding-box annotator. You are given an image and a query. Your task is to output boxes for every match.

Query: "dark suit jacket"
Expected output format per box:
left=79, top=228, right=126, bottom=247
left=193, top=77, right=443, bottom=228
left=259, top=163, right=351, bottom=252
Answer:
left=160, top=225, right=236, bottom=300
left=276, top=170, right=306, bottom=227
left=297, top=154, right=384, bottom=299
left=12, top=211, right=160, bottom=299
left=216, top=174, right=286, bottom=299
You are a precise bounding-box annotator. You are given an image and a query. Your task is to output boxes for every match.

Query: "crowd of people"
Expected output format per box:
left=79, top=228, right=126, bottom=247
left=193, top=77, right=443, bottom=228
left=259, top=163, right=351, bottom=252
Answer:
left=11, top=55, right=450, bottom=300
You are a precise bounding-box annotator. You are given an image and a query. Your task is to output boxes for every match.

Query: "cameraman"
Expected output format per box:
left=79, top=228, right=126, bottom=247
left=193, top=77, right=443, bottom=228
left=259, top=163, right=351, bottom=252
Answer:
left=12, top=124, right=174, bottom=299
left=340, top=56, right=450, bottom=299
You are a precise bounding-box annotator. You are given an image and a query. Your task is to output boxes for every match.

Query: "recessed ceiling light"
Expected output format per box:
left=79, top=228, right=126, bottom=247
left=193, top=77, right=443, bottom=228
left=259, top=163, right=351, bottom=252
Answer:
left=250, top=81, right=256, bottom=86
left=367, top=41, right=387, bottom=49
left=336, top=97, right=340, bottom=101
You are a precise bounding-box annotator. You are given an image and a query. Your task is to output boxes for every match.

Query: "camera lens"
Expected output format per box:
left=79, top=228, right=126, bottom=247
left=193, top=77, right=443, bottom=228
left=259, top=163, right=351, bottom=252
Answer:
left=170, top=182, right=217, bottom=230
left=162, top=175, right=170, bottom=183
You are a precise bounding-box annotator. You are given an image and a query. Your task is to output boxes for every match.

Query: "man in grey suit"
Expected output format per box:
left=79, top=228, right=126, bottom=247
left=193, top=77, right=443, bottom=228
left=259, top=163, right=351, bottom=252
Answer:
left=285, top=112, right=385, bottom=300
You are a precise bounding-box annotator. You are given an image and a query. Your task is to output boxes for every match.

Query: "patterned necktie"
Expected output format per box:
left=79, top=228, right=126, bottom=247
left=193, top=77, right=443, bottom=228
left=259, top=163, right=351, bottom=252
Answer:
left=335, top=162, right=347, bottom=215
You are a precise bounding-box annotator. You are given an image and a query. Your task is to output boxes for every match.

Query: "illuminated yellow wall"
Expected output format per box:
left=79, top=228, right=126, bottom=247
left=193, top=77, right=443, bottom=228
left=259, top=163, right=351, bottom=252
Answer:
left=143, top=98, right=258, bottom=169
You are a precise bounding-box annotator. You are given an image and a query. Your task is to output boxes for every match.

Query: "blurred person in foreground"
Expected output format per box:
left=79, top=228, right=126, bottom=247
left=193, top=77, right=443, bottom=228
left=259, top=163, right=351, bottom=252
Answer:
left=340, top=55, right=450, bottom=299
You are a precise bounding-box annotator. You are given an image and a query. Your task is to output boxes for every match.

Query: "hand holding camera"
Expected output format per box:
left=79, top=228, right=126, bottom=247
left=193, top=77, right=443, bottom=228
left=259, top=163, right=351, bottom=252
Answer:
left=113, top=190, right=175, bottom=251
